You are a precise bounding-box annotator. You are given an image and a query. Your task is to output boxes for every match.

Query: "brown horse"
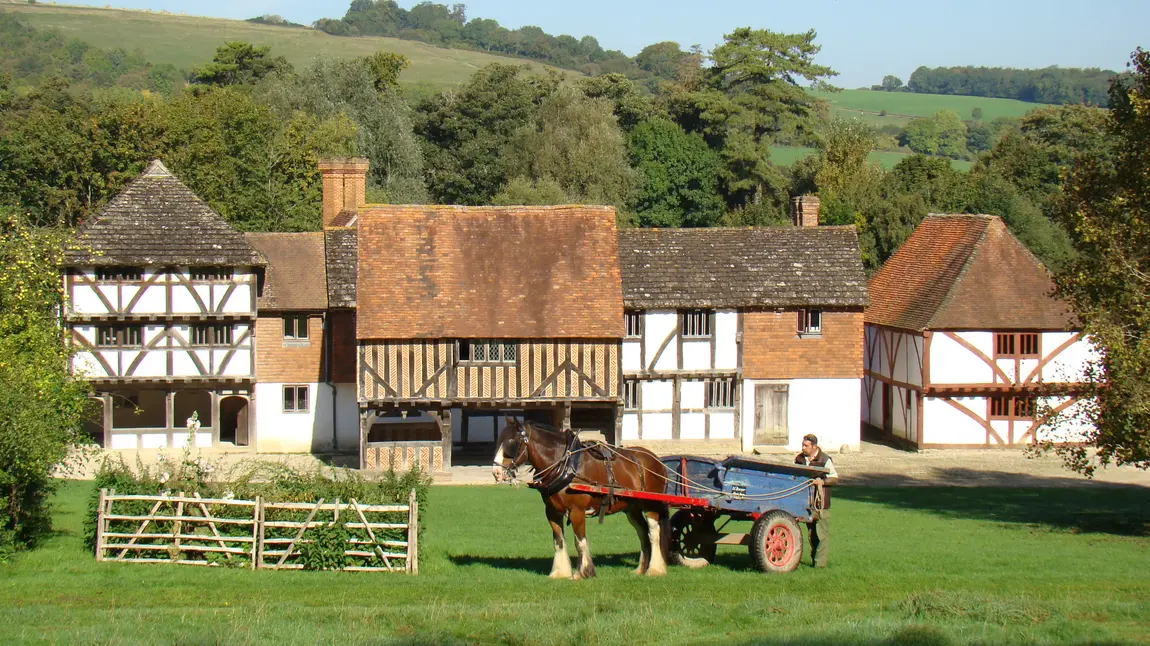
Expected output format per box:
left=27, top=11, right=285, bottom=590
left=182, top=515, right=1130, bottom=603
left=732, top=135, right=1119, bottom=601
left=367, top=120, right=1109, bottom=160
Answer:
left=492, top=418, right=671, bottom=579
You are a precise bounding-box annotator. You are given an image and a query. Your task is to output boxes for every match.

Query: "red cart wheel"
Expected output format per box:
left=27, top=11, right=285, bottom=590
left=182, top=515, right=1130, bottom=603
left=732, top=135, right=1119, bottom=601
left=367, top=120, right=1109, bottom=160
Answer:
left=750, top=511, right=804, bottom=573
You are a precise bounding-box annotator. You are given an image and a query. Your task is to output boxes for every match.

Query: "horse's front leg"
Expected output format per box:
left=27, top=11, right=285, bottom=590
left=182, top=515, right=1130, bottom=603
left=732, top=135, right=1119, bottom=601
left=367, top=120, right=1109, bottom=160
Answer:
left=545, top=505, right=572, bottom=579
left=627, top=507, right=652, bottom=575
left=644, top=508, right=668, bottom=577
left=569, top=507, right=596, bottom=580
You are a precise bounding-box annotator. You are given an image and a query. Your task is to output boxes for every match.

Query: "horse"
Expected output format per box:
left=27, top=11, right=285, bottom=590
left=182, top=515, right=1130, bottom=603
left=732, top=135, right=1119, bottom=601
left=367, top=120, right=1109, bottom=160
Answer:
left=492, top=418, right=671, bottom=579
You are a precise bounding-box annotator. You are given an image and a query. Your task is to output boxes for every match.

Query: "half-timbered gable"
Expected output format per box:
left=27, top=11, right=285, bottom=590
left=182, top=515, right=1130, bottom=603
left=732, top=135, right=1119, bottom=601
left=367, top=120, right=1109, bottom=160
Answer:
left=65, top=160, right=263, bottom=450
left=618, top=223, right=868, bottom=454
left=864, top=214, right=1093, bottom=448
left=355, top=203, right=624, bottom=471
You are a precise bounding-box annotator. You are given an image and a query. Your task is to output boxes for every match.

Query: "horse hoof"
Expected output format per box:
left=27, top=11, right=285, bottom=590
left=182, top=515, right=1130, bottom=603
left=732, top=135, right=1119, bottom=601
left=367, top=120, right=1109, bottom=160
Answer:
left=646, top=567, right=667, bottom=577
left=632, top=567, right=647, bottom=576
left=549, top=571, right=570, bottom=579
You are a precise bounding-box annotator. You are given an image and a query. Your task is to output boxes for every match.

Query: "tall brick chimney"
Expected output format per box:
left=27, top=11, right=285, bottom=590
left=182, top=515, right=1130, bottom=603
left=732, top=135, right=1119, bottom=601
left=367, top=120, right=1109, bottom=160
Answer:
left=792, top=194, right=820, bottom=227
left=319, top=158, right=370, bottom=228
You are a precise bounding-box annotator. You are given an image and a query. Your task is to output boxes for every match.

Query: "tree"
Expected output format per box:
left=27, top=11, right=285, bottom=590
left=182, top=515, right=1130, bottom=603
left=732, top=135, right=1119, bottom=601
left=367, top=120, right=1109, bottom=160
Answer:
left=881, top=75, right=904, bottom=92
left=971, top=106, right=983, bottom=121
left=192, top=42, right=292, bottom=86
left=903, top=110, right=967, bottom=158
left=1043, top=49, right=1150, bottom=474
left=627, top=118, right=723, bottom=227
left=0, top=212, right=89, bottom=554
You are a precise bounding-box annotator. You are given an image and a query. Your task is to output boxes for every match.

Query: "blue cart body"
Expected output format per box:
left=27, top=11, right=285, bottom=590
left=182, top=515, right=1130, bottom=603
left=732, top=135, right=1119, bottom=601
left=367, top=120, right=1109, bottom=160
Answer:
left=659, top=455, right=827, bottom=521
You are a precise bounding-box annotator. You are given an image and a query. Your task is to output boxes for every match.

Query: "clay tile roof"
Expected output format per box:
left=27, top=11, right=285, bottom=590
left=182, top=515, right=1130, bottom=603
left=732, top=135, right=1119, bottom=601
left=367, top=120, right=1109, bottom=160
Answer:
left=66, top=160, right=264, bottom=267
left=866, top=214, right=1075, bottom=331
left=244, top=233, right=327, bottom=310
left=329, top=209, right=358, bottom=228
left=324, top=227, right=358, bottom=308
left=356, top=205, right=623, bottom=339
left=618, top=226, right=868, bottom=309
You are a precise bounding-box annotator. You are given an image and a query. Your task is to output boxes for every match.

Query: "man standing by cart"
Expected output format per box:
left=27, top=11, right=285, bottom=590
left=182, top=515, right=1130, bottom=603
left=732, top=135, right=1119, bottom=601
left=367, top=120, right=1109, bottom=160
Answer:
left=795, top=434, right=837, bottom=568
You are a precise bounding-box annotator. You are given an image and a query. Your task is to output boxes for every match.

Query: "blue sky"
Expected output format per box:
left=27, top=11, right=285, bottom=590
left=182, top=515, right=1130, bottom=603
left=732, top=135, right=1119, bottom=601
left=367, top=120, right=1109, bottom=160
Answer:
left=62, top=0, right=1147, bottom=87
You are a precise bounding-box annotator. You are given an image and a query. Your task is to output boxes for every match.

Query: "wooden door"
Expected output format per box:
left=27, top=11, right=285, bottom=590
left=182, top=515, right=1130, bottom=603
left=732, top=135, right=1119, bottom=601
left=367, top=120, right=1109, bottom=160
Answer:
left=235, top=402, right=250, bottom=447
left=753, top=384, right=789, bottom=445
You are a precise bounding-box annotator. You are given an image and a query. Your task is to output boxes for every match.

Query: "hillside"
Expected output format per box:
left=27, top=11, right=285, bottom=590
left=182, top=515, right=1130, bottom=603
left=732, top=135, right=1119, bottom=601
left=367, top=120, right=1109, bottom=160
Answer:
left=0, top=2, right=573, bottom=87
left=818, top=89, right=1051, bottom=127
left=770, top=146, right=973, bottom=172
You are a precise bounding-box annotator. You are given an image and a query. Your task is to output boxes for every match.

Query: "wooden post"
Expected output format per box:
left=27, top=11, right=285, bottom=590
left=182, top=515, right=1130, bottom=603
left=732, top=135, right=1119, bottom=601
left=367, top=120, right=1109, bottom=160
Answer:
left=95, top=488, right=108, bottom=561
left=359, top=410, right=370, bottom=470
left=252, top=495, right=262, bottom=570
left=173, top=491, right=184, bottom=558
left=407, top=489, right=419, bottom=575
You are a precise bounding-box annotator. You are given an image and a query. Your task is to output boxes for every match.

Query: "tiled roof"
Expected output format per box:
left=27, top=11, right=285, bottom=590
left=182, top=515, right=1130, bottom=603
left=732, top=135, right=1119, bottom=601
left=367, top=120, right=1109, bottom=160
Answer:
left=244, top=233, right=327, bottom=310
left=356, top=205, right=623, bottom=339
left=324, top=227, right=358, bottom=308
left=866, top=214, right=1075, bottom=331
left=618, top=227, right=868, bottom=309
left=328, top=210, right=358, bottom=228
left=66, top=160, right=263, bottom=267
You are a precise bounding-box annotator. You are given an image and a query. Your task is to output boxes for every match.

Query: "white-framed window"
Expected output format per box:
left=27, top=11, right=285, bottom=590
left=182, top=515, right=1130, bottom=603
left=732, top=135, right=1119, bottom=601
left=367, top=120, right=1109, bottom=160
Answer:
left=191, top=267, right=232, bottom=281
left=705, top=378, right=736, bottom=409
left=96, top=325, right=142, bottom=348
left=623, top=380, right=639, bottom=410
left=283, top=314, right=309, bottom=340
left=283, top=385, right=309, bottom=413
left=624, top=311, right=643, bottom=338
left=96, top=267, right=143, bottom=281
left=681, top=309, right=712, bottom=337
left=458, top=340, right=516, bottom=363
left=191, top=324, right=234, bottom=346
left=798, top=309, right=822, bottom=336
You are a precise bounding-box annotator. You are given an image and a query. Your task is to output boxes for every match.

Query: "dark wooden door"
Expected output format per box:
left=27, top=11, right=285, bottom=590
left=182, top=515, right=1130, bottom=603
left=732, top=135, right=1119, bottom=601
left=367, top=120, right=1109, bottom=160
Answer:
left=753, top=384, right=789, bottom=445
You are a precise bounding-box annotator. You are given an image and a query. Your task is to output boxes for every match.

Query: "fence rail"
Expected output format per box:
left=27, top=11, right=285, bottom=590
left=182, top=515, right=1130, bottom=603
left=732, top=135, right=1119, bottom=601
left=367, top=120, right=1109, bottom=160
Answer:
left=95, top=489, right=419, bottom=573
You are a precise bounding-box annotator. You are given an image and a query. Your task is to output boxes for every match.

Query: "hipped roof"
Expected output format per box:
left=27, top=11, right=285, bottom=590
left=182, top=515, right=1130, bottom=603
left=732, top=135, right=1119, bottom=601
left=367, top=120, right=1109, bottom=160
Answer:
left=618, top=227, right=868, bottom=309
left=66, top=160, right=263, bottom=267
left=866, top=214, right=1075, bottom=331
left=356, top=205, right=624, bottom=339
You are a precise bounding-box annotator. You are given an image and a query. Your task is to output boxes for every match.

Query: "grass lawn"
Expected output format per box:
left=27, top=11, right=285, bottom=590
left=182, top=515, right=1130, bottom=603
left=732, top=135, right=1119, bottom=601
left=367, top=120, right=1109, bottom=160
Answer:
left=1, top=481, right=1146, bottom=644
left=815, top=89, right=1050, bottom=127
left=1, top=3, right=570, bottom=87
left=770, top=146, right=973, bottom=172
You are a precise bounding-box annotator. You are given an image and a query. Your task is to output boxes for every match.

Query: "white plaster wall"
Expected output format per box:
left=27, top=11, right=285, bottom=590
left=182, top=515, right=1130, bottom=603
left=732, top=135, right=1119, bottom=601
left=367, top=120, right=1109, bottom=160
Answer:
left=133, top=350, right=167, bottom=377
left=622, top=339, right=642, bottom=372
left=640, top=412, right=673, bottom=440
left=72, top=352, right=106, bottom=378
left=254, top=382, right=331, bottom=453
left=680, top=381, right=704, bottom=410
left=682, top=341, right=711, bottom=370
left=220, top=282, right=253, bottom=314
left=680, top=412, right=706, bottom=440
left=622, top=413, right=639, bottom=441
left=709, top=411, right=736, bottom=439
left=641, top=380, right=673, bottom=411
left=1042, top=333, right=1094, bottom=383
left=930, top=332, right=995, bottom=384
left=715, top=310, right=738, bottom=370
left=645, top=311, right=678, bottom=371
left=923, top=396, right=987, bottom=444
left=333, top=383, right=360, bottom=451
left=741, top=378, right=860, bottom=452
left=1034, top=396, right=1092, bottom=443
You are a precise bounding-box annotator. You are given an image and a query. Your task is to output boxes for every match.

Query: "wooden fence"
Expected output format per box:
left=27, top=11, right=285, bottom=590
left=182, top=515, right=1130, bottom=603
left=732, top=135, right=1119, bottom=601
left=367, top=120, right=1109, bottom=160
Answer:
left=94, top=489, right=419, bottom=573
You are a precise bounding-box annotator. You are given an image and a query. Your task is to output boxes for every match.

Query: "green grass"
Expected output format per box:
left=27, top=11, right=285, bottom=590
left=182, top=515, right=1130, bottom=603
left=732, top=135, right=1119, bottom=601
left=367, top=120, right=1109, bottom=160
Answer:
left=817, top=89, right=1051, bottom=129
left=1, top=480, right=1146, bottom=644
left=0, top=2, right=572, bottom=87
left=771, top=145, right=973, bottom=172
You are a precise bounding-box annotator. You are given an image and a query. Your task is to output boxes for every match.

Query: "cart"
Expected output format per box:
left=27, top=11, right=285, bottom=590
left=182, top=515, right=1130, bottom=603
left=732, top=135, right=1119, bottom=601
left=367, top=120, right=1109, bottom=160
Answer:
left=567, top=454, right=828, bottom=573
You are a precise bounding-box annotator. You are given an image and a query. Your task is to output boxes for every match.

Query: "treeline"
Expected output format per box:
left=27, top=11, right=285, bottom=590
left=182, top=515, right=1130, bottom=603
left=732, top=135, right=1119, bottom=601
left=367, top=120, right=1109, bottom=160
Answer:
left=906, top=65, right=1116, bottom=106
left=0, top=11, right=181, bottom=94
left=311, top=1, right=694, bottom=91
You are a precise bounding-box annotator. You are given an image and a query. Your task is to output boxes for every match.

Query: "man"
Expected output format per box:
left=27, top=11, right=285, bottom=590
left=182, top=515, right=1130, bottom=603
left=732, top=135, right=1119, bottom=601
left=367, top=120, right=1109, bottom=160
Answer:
left=794, top=434, right=837, bottom=568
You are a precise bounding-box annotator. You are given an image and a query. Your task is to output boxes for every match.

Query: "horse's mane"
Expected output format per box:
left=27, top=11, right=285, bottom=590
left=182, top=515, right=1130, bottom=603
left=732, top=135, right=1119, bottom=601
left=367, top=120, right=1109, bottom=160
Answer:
left=522, top=420, right=569, bottom=439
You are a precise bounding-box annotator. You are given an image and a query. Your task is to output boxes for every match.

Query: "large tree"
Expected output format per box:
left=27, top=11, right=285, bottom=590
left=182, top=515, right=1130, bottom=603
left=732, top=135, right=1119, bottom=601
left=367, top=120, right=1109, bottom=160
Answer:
left=1044, top=49, right=1150, bottom=475
left=627, top=118, right=723, bottom=227
left=192, top=42, right=292, bottom=87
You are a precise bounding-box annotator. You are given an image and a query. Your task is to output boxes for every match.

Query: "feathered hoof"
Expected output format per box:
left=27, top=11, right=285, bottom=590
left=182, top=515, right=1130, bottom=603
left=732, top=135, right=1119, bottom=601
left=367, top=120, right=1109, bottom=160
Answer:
left=645, top=566, right=667, bottom=577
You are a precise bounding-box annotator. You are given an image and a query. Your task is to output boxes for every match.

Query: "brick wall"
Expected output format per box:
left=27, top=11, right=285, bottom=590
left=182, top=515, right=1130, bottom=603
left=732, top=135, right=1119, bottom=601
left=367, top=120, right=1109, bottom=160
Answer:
left=329, top=310, right=357, bottom=384
left=255, top=313, right=325, bottom=383
left=743, top=310, right=863, bottom=379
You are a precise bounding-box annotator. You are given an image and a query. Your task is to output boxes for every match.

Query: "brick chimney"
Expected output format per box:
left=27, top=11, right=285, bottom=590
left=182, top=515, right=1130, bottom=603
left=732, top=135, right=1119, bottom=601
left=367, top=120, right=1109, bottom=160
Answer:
left=319, top=158, right=370, bottom=228
left=792, top=194, right=820, bottom=227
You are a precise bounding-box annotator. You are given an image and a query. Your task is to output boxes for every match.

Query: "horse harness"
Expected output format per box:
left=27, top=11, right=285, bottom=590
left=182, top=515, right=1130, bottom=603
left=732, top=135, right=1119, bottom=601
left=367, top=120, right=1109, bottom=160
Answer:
left=526, top=428, right=643, bottom=523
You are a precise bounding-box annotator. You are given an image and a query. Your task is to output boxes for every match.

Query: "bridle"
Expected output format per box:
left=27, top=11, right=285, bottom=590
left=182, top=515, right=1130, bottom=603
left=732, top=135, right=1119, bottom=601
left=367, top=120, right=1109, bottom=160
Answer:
left=495, top=420, right=531, bottom=481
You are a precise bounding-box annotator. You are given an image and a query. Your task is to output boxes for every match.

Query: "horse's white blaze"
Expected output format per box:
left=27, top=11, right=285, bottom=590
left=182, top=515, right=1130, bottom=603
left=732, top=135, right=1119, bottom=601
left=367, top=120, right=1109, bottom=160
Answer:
left=646, top=514, right=667, bottom=575
left=492, top=444, right=505, bottom=481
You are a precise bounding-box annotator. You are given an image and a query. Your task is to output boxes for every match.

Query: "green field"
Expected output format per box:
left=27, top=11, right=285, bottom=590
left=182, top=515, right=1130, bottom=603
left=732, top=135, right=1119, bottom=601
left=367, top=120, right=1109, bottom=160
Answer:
left=1, top=480, right=1146, bottom=644
left=0, top=2, right=572, bottom=87
left=818, top=89, right=1051, bottom=128
left=771, top=145, right=974, bottom=172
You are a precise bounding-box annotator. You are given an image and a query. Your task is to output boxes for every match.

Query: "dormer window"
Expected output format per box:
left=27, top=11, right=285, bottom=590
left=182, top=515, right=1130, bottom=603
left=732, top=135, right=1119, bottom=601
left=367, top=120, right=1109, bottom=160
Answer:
left=798, top=309, right=822, bottom=336
left=96, top=267, right=142, bottom=281
left=191, top=267, right=232, bottom=281
left=681, top=309, right=712, bottom=338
